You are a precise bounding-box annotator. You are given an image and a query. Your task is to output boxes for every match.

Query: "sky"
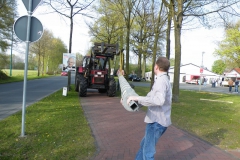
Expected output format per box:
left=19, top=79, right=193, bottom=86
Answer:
left=13, top=1, right=225, bottom=71
left=178, top=27, right=224, bottom=70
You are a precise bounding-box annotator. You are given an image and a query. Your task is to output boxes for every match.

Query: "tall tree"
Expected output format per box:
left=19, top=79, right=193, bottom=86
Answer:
left=165, top=0, right=173, bottom=60
left=76, top=52, right=84, bottom=66
left=87, top=1, right=126, bottom=71
left=47, top=37, right=67, bottom=73
left=214, top=21, right=240, bottom=68
left=0, top=0, right=17, bottom=52
left=107, top=0, right=139, bottom=76
left=150, top=0, right=167, bottom=88
left=162, top=0, right=240, bottom=102
left=44, top=0, right=95, bottom=53
left=30, top=29, right=67, bottom=76
left=0, top=52, right=9, bottom=69
left=130, top=0, right=152, bottom=78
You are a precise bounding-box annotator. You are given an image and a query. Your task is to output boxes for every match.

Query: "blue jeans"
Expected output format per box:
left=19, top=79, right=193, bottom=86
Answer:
left=229, top=86, right=232, bottom=92
left=235, top=85, right=239, bottom=92
left=135, top=122, right=167, bottom=160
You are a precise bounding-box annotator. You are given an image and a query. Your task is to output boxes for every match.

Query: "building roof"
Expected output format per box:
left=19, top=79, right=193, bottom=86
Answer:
left=169, top=63, right=217, bottom=75
left=230, top=68, right=240, bottom=74
left=170, top=63, right=209, bottom=69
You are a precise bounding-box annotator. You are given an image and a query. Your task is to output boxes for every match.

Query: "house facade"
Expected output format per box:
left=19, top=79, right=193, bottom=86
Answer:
left=224, top=68, right=240, bottom=80
left=145, top=63, right=220, bottom=84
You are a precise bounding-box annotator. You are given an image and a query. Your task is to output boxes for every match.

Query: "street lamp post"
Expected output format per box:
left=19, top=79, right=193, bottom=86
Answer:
left=10, top=22, right=13, bottom=76
left=201, top=52, right=205, bottom=68
left=9, top=13, right=15, bottom=77
left=199, top=52, right=205, bottom=91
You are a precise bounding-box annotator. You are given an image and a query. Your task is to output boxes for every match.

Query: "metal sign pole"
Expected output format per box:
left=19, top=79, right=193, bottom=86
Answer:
left=199, top=73, right=202, bottom=91
left=20, top=0, right=32, bottom=137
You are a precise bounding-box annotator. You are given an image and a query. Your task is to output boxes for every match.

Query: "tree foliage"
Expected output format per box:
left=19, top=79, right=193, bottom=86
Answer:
left=88, top=0, right=124, bottom=44
left=131, top=0, right=166, bottom=81
left=104, top=0, right=139, bottom=76
left=162, top=0, right=240, bottom=102
left=214, top=21, right=240, bottom=68
left=0, top=52, right=9, bottom=69
left=212, top=59, right=226, bottom=75
left=76, top=52, right=84, bottom=66
left=29, top=29, right=67, bottom=76
left=89, top=0, right=167, bottom=81
left=0, top=0, right=17, bottom=51
left=169, top=58, right=175, bottom=66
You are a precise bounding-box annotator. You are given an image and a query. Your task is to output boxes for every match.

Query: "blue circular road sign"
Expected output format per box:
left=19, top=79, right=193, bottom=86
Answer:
left=13, top=15, right=43, bottom=42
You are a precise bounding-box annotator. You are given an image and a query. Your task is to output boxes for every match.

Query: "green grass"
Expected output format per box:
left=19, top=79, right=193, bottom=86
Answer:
left=0, top=87, right=95, bottom=160
left=134, top=87, right=240, bottom=150
left=0, top=69, right=53, bottom=84
left=1, top=76, right=240, bottom=159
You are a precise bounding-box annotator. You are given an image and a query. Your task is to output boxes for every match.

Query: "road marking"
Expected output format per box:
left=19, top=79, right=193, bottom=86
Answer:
left=200, top=98, right=233, bottom=103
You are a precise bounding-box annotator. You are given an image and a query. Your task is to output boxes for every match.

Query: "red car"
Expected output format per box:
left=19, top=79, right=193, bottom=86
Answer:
left=61, top=71, right=68, bottom=76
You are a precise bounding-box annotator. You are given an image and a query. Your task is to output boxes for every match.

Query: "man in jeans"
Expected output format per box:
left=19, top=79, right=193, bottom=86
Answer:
left=228, top=78, right=234, bottom=92
left=127, top=57, right=172, bottom=160
left=235, top=79, right=239, bottom=93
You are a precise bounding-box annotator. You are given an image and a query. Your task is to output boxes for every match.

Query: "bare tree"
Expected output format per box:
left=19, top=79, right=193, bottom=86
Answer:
left=106, top=0, right=140, bottom=77
left=162, top=0, right=240, bottom=102
left=44, top=0, right=95, bottom=53
left=130, top=0, right=152, bottom=78
left=150, top=0, right=169, bottom=88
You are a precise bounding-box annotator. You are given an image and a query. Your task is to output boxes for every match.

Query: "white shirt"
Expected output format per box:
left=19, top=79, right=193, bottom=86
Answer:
left=138, top=72, right=172, bottom=127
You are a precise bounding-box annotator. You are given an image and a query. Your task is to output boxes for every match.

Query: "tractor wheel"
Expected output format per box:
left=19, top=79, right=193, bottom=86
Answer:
left=107, top=78, right=116, bottom=97
left=78, top=76, right=87, bottom=97
left=98, top=89, right=107, bottom=93
left=75, top=74, right=80, bottom=92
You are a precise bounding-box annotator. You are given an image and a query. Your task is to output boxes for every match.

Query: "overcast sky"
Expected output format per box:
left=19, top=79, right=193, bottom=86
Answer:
left=14, top=1, right=225, bottom=70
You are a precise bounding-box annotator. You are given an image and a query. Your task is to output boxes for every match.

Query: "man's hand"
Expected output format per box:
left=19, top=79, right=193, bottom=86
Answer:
left=120, top=98, right=123, bottom=104
left=117, top=69, right=125, bottom=76
left=127, top=96, right=139, bottom=105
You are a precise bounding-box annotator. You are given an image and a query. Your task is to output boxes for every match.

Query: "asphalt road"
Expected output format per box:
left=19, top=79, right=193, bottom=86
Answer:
left=0, top=73, right=76, bottom=121
left=0, top=75, right=238, bottom=121
left=131, top=81, right=238, bottom=94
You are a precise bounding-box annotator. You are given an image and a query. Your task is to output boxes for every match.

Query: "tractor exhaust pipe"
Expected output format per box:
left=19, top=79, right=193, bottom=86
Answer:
left=118, top=75, right=140, bottom=112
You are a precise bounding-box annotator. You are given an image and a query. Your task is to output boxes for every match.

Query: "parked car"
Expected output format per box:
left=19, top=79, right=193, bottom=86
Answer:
left=186, top=79, right=198, bottom=85
left=128, top=74, right=141, bottom=82
left=61, top=71, right=68, bottom=76
left=222, top=78, right=235, bottom=87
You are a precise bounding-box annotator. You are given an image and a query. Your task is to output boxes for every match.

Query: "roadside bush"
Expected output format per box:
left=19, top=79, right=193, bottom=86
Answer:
left=0, top=70, right=9, bottom=80
left=46, top=70, right=61, bottom=75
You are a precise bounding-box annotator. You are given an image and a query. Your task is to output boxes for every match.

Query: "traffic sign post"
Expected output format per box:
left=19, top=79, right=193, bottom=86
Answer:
left=13, top=0, right=43, bottom=137
left=199, top=68, right=204, bottom=92
left=22, top=0, right=42, bottom=13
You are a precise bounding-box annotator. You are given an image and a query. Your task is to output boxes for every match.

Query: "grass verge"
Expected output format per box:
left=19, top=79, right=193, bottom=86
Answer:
left=1, top=83, right=239, bottom=159
left=0, top=69, right=53, bottom=84
left=134, top=87, right=240, bottom=150
left=0, top=86, right=96, bottom=160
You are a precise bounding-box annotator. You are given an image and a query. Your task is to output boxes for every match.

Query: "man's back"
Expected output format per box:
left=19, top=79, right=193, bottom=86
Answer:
left=228, top=79, right=233, bottom=86
left=235, top=80, right=239, bottom=85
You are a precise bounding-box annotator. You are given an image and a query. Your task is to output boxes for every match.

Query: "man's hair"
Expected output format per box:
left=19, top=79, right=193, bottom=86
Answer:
left=156, top=57, right=170, bottom=72
left=68, top=57, right=74, bottom=62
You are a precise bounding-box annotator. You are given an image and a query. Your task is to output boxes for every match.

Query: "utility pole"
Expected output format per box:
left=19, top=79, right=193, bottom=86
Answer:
left=201, top=52, right=205, bottom=68
left=10, top=14, right=14, bottom=76
left=199, top=52, right=205, bottom=91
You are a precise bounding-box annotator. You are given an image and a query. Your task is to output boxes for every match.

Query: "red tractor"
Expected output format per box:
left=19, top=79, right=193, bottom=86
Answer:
left=75, top=42, right=121, bottom=97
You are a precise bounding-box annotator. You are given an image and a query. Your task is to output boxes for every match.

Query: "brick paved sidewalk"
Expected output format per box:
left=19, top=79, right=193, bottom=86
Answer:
left=80, top=90, right=239, bottom=160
